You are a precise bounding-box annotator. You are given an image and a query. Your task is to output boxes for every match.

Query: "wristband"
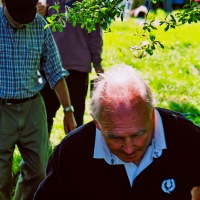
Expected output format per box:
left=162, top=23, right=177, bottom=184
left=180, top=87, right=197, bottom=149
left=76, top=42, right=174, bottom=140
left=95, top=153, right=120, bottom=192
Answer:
left=63, top=105, right=74, bottom=113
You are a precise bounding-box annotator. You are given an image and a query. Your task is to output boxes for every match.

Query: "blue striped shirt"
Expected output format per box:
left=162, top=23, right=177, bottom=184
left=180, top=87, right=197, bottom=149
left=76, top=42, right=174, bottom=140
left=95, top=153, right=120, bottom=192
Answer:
left=0, top=7, right=68, bottom=99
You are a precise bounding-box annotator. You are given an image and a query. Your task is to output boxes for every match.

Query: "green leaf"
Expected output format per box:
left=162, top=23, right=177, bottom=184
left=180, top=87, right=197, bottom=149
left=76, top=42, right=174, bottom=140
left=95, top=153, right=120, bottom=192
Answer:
left=44, top=24, right=52, bottom=29
left=149, top=33, right=156, bottom=41
left=72, top=21, right=77, bottom=26
left=164, top=24, right=169, bottom=32
left=100, top=7, right=107, bottom=13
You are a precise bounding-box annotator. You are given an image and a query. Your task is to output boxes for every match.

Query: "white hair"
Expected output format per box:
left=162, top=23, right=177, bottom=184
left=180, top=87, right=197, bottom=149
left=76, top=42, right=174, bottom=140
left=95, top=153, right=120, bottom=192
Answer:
left=90, top=64, right=154, bottom=120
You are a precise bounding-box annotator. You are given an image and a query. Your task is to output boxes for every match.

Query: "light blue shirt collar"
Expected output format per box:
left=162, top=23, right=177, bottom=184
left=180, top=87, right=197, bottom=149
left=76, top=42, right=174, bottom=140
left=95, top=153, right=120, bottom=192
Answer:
left=93, top=109, right=167, bottom=186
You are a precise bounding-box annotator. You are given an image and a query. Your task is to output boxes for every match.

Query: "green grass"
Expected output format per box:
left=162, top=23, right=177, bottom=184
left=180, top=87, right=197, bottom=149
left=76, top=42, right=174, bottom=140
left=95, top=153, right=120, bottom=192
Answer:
left=12, top=13, right=200, bottom=195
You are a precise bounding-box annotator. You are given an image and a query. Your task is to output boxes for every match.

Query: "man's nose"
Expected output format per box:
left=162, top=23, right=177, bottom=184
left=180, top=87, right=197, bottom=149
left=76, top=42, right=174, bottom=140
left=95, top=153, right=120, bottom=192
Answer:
left=122, top=138, right=135, bottom=154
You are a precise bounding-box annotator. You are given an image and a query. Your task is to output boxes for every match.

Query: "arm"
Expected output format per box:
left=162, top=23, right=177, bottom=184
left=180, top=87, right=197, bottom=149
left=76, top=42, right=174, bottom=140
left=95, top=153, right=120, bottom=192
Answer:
left=40, top=17, right=77, bottom=134
left=191, top=187, right=200, bottom=200
left=89, top=24, right=104, bottom=75
left=54, top=78, right=77, bottom=134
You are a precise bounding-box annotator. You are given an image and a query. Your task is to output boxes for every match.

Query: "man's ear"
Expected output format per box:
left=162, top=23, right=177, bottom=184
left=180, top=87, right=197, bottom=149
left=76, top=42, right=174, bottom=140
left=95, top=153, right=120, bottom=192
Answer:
left=93, top=119, right=101, bottom=131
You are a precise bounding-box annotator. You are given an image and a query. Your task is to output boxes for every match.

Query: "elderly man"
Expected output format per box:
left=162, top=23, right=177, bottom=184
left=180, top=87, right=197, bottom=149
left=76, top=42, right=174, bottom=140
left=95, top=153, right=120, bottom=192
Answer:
left=34, top=65, right=200, bottom=200
left=0, top=0, right=76, bottom=199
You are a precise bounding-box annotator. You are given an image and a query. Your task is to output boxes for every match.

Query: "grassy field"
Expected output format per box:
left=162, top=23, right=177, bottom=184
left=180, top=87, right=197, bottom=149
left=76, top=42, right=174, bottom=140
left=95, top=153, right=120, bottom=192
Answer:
left=12, top=11, right=200, bottom=196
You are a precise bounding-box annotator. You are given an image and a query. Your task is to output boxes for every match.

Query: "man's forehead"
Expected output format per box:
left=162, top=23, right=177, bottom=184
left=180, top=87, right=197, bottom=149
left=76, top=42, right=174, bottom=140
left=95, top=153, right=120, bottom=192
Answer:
left=101, top=98, right=152, bottom=116
left=100, top=120, right=150, bottom=132
left=98, top=108, right=154, bottom=133
left=100, top=110, right=152, bottom=126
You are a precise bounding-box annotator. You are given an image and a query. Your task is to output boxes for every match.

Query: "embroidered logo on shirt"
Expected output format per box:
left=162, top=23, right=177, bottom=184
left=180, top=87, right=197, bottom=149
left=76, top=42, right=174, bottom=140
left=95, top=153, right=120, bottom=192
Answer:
left=161, top=178, right=176, bottom=194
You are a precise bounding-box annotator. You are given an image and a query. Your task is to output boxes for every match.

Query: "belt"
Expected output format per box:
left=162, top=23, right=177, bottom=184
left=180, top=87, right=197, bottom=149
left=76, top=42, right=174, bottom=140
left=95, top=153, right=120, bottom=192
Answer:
left=0, top=93, right=40, bottom=105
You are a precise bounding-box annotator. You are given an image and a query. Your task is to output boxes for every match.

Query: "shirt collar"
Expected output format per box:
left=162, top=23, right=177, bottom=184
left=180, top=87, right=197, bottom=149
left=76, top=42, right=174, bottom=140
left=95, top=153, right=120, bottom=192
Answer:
left=93, top=108, right=167, bottom=164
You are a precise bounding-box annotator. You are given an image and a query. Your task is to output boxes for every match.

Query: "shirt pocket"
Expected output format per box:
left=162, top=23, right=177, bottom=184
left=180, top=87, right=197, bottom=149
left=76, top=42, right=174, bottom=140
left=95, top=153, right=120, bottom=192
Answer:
left=25, top=45, right=42, bottom=69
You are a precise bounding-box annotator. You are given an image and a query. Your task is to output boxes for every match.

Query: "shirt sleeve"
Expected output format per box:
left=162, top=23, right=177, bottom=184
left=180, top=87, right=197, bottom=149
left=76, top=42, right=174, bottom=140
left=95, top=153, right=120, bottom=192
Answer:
left=41, top=26, right=69, bottom=89
left=89, top=24, right=103, bottom=68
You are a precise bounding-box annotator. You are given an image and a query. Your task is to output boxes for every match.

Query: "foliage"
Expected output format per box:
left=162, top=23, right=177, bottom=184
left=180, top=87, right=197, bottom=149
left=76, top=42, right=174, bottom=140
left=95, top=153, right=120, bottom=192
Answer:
left=66, top=0, right=125, bottom=33
left=44, top=3, right=66, bottom=32
left=45, top=0, right=125, bottom=33
left=130, top=0, right=200, bottom=58
left=44, top=0, right=200, bottom=58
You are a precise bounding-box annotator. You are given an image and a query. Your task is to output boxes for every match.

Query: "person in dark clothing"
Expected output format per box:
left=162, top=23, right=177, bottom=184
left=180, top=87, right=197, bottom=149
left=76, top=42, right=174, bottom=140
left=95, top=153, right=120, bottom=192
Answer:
left=37, top=0, right=104, bottom=134
left=34, top=65, right=200, bottom=200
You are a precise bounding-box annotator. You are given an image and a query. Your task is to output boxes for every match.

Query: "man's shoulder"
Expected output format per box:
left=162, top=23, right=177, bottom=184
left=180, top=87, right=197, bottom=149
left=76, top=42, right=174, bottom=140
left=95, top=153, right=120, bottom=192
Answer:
left=55, top=121, right=96, bottom=150
left=157, top=107, right=191, bottom=122
left=157, top=107, right=200, bottom=134
left=65, top=121, right=96, bottom=140
left=49, top=121, right=96, bottom=162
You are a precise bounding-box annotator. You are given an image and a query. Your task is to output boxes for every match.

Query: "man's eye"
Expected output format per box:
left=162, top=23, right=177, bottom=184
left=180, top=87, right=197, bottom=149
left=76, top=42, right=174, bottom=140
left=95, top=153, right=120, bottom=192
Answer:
left=107, top=135, right=122, bottom=140
left=132, top=130, right=146, bottom=137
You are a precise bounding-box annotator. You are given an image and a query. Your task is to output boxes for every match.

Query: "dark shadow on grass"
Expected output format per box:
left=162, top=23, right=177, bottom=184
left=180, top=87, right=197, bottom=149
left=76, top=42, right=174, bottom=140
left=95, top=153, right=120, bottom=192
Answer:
left=168, top=101, right=200, bottom=126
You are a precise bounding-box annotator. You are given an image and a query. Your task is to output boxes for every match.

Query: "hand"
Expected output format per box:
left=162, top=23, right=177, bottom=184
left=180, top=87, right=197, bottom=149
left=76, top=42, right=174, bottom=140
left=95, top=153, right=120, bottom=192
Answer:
left=63, top=112, right=77, bottom=135
left=191, top=187, right=200, bottom=200
left=37, top=2, right=48, bottom=17
left=95, top=67, right=104, bottom=75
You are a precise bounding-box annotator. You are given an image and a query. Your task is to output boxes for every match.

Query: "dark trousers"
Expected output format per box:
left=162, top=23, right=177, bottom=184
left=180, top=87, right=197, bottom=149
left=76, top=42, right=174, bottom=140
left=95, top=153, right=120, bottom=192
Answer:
left=41, top=70, right=89, bottom=133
